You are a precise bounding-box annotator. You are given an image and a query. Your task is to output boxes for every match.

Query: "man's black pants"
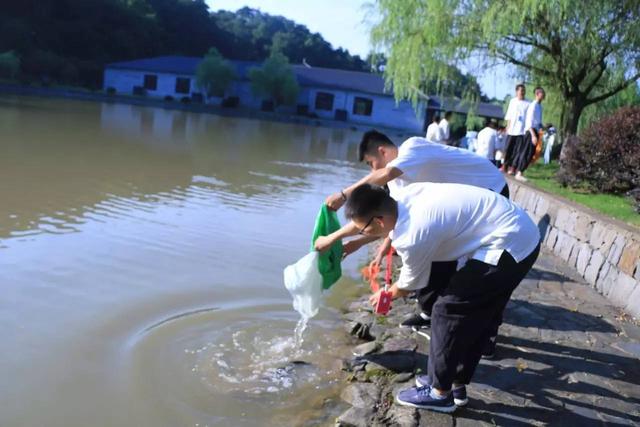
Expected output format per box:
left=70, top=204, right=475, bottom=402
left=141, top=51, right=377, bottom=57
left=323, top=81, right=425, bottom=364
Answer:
left=503, top=135, right=524, bottom=170
left=427, top=245, right=540, bottom=391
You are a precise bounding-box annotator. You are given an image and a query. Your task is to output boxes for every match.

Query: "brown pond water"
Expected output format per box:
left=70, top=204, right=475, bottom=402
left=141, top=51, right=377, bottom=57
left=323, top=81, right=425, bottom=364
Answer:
left=0, top=96, right=381, bottom=427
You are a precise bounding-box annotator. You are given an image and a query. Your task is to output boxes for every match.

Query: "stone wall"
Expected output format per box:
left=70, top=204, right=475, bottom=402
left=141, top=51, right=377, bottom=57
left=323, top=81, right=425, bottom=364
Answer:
left=508, top=178, right=640, bottom=318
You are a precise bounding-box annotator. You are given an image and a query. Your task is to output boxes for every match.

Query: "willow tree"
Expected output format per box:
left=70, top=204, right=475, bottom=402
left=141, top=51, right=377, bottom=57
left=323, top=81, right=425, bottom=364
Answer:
left=248, top=52, right=299, bottom=107
left=196, top=48, right=236, bottom=99
left=370, top=0, right=640, bottom=138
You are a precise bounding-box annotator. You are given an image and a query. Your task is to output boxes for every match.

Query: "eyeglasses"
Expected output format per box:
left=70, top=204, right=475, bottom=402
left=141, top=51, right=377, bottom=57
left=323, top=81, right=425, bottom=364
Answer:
left=358, top=216, right=381, bottom=235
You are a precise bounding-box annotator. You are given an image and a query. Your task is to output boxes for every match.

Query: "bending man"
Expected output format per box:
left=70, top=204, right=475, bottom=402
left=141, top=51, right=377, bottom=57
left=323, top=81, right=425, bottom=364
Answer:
left=346, top=183, right=540, bottom=413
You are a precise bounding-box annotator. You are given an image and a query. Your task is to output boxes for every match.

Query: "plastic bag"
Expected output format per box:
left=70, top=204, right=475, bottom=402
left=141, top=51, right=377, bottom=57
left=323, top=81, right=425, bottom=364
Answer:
left=311, top=205, right=343, bottom=289
left=283, top=251, right=323, bottom=319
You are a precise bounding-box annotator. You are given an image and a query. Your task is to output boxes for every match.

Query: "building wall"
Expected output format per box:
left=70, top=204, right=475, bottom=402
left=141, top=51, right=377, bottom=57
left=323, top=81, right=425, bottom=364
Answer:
left=305, top=88, right=423, bottom=133
left=104, top=69, right=201, bottom=99
left=104, top=68, right=424, bottom=132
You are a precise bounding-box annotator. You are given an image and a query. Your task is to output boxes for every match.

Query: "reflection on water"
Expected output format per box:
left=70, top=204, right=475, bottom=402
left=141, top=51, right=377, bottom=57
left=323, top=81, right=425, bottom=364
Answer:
left=0, top=96, right=381, bottom=427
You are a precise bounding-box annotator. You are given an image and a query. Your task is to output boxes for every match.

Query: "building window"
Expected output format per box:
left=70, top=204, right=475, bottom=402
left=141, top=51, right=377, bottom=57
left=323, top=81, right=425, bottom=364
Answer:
left=353, top=97, right=373, bottom=116
left=175, top=77, right=191, bottom=94
left=315, top=92, right=334, bottom=111
left=143, top=74, right=157, bottom=91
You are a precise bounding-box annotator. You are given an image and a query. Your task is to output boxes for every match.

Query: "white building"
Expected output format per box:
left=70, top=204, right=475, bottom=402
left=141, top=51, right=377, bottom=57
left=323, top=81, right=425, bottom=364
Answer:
left=103, top=56, right=502, bottom=133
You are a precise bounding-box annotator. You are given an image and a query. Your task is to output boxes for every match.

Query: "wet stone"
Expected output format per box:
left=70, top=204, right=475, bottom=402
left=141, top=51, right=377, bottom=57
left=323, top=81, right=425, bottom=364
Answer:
left=335, top=406, right=375, bottom=427
left=362, top=351, right=417, bottom=373
left=382, top=336, right=418, bottom=353
left=385, top=404, right=418, bottom=427
left=417, top=410, right=455, bottom=426
left=340, top=383, right=381, bottom=409
left=343, top=311, right=374, bottom=323
left=392, top=372, right=415, bottom=384
left=352, top=341, right=379, bottom=357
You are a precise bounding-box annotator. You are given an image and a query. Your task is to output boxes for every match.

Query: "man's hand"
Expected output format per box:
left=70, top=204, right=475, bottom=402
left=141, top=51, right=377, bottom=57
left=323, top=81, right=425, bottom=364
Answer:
left=368, top=283, right=409, bottom=306
left=326, top=192, right=346, bottom=211
left=368, top=251, right=384, bottom=271
left=314, top=235, right=336, bottom=253
left=369, top=288, right=385, bottom=307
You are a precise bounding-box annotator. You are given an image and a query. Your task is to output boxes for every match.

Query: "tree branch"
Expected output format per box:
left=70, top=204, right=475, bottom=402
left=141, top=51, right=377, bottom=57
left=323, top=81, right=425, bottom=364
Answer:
left=585, top=71, right=640, bottom=105
left=495, top=50, right=554, bottom=77
left=504, top=35, right=552, bottom=55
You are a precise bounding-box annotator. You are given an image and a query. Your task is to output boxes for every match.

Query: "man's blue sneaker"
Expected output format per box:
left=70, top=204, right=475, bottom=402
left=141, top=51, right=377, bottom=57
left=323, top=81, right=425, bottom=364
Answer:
left=414, top=375, right=468, bottom=406
left=395, top=385, right=456, bottom=413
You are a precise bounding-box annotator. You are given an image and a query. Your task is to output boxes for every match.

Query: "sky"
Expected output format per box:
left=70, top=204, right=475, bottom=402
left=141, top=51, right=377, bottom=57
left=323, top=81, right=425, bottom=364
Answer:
left=206, top=0, right=515, bottom=99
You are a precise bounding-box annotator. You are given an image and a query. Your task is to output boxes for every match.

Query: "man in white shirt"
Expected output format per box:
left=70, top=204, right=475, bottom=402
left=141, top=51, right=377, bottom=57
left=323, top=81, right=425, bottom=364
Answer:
left=425, top=115, right=444, bottom=143
left=439, top=111, right=452, bottom=145
left=317, top=130, right=508, bottom=338
left=346, top=183, right=540, bottom=413
left=510, top=87, right=545, bottom=181
left=475, top=119, right=498, bottom=163
left=502, top=84, right=530, bottom=176
left=318, top=130, right=508, bottom=255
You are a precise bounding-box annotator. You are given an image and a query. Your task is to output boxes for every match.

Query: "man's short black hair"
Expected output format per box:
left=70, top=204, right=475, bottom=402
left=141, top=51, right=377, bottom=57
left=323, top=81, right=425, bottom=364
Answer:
left=358, top=130, right=396, bottom=162
left=444, top=111, right=453, bottom=119
left=515, top=83, right=526, bottom=92
left=432, top=114, right=441, bottom=122
left=534, top=86, right=545, bottom=95
left=345, top=184, right=397, bottom=220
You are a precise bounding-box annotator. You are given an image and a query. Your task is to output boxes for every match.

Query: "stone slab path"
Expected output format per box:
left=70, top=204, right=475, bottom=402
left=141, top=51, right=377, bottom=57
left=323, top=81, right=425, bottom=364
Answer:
left=337, top=250, right=640, bottom=426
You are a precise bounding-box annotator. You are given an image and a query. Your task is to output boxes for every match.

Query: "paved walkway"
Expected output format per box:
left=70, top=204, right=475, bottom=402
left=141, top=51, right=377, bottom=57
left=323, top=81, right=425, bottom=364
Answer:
left=338, top=250, right=640, bottom=426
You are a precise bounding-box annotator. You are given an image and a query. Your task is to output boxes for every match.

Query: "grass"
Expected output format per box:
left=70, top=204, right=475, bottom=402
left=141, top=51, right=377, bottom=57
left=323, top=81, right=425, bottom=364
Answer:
left=525, top=162, right=640, bottom=227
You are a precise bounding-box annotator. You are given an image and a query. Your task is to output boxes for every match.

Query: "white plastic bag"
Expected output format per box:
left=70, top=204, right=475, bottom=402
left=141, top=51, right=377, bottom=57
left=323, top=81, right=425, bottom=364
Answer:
left=284, top=251, right=323, bottom=319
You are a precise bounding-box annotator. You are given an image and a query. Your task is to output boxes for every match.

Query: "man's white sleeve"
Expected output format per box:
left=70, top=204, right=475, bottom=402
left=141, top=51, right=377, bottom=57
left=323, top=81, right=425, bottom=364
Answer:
left=524, top=103, right=535, bottom=131
left=396, top=241, right=438, bottom=291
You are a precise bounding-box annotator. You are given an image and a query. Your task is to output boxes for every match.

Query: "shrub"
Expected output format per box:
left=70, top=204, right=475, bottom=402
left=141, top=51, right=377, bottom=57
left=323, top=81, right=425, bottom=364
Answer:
left=132, top=86, right=146, bottom=96
left=180, top=96, right=191, bottom=104
left=558, top=106, right=640, bottom=198
left=106, top=87, right=116, bottom=95
left=0, top=51, right=20, bottom=79
left=221, top=96, right=239, bottom=108
left=164, top=95, right=174, bottom=102
left=196, top=48, right=236, bottom=98
left=248, top=52, right=299, bottom=107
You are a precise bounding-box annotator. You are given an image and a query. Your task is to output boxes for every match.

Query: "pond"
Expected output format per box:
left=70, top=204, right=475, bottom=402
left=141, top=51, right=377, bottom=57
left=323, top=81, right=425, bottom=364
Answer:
left=0, top=96, right=389, bottom=426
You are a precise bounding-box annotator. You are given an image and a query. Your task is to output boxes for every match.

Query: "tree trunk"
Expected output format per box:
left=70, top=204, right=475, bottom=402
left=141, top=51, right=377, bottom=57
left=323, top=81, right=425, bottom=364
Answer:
left=558, top=97, right=586, bottom=161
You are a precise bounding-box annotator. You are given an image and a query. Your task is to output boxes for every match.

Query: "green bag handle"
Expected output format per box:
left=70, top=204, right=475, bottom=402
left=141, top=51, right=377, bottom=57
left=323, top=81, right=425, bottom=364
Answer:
left=311, top=204, right=343, bottom=289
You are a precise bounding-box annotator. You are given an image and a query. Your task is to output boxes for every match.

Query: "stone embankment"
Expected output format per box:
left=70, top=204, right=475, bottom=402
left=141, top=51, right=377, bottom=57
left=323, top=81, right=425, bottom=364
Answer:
left=507, top=178, right=640, bottom=318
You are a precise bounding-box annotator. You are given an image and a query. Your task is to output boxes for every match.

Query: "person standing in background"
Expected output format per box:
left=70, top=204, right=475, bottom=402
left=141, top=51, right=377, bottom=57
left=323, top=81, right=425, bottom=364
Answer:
left=511, top=87, right=545, bottom=181
left=426, top=115, right=444, bottom=143
left=494, top=125, right=507, bottom=167
left=475, top=119, right=498, bottom=165
left=439, top=111, right=452, bottom=145
left=501, top=84, right=530, bottom=175
left=543, top=123, right=556, bottom=164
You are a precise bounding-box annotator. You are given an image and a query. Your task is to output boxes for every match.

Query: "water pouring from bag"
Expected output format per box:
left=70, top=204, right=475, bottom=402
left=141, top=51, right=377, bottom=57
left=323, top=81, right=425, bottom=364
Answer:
left=283, top=251, right=323, bottom=347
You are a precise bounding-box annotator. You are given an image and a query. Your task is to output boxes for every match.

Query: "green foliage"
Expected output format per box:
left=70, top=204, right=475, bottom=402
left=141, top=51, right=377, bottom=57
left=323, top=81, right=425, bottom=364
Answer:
left=196, top=48, right=236, bottom=98
left=248, top=52, right=300, bottom=107
left=0, top=1, right=367, bottom=88
left=371, top=0, right=640, bottom=138
left=527, top=162, right=640, bottom=226
left=0, top=51, right=20, bottom=78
